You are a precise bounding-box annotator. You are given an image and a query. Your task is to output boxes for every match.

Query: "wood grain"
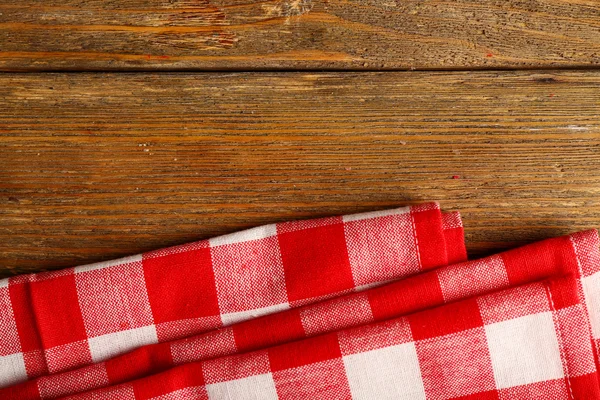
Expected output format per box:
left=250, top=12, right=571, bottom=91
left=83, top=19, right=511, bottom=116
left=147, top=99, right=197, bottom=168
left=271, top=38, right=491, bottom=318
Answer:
left=1, top=0, right=600, bottom=71
left=1, top=70, right=600, bottom=277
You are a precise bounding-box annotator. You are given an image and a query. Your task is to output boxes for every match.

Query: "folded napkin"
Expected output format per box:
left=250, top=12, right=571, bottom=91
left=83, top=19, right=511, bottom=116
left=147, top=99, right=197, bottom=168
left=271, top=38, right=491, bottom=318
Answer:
left=39, top=230, right=600, bottom=400
left=0, top=203, right=465, bottom=395
left=7, top=203, right=600, bottom=400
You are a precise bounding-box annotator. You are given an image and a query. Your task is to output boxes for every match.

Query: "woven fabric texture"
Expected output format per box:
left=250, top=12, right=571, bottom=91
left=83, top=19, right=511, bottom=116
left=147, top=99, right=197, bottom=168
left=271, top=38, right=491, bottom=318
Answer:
left=31, top=230, right=600, bottom=400
left=0, top=203, right=465, bottom=398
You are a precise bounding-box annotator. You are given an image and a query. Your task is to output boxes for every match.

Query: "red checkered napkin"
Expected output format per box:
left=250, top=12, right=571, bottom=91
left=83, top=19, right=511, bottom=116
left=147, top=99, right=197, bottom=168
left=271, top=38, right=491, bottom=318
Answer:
left=0, top=203, right=464, bottom=392
left=45, top=230, right=600, bottom=399
left=5, top=231, right=600, bottom=399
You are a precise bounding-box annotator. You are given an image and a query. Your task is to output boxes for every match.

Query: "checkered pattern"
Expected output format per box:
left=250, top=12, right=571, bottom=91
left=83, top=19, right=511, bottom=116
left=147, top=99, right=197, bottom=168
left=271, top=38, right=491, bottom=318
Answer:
left=7, top=206, right=600, bottom=400
left=53, top=274, right=600, bottom=400
left=5, top=230, right=600, bottom=399
left=0, top=203, right=462, bottom=392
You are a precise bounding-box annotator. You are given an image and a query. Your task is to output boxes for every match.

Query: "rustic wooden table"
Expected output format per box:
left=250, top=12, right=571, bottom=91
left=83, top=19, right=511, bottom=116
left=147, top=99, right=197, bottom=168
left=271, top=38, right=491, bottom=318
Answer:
left=1, top=1, right=600, bottom=277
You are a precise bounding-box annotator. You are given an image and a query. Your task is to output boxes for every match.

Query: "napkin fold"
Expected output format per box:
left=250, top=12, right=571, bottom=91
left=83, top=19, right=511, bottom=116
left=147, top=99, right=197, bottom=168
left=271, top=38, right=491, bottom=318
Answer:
left=0, top=203, right=464, bottom=395
left=42, top=230, right=600, bottom=400
left=4, top=203, right=600, bottom=400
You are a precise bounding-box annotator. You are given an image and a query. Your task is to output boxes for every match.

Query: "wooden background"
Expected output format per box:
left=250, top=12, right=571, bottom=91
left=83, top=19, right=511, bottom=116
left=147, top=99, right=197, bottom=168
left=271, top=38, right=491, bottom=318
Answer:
left=2, top=0, right=600, bottom=71
left=1, top=0, right=600, bottom=277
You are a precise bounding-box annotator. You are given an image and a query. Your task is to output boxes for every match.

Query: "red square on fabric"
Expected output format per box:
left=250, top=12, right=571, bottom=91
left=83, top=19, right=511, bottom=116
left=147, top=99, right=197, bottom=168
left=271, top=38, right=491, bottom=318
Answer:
left=442, top=211, right=468, bottom=265
left=9, top=282, right=43, bottom=354
left=368, top=272, right=444, bottom=321
left=28, top=273, right=88, bottom=348
left=143, top=248, right=220, bottom=324
left=273, top=358, right=351, bottom=400
left=569, top=373, right=600, bottom=399
left=277, top=219, right=354, bottom=303
left=408, top=298, right=483, bottom=341
left=268, top=333, right=342, bottom=372
left=106, top=342, right=173, bottom=384
left=233, top=309, right=305, bottom=353
left=501, top=236, right=578, bottom=285
left=410, top=205, right=447, bottom=270
left=416, top=328, right=496, bottom=399
left=546, top=275, right=580, bottom=310
left=132, top=362, right=205, bottom=400
left=2, top=380, right=40, bottom=399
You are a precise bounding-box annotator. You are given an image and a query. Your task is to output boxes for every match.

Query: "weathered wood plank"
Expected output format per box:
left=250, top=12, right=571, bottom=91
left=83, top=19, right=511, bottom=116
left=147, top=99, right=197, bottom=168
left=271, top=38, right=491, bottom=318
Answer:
left=1, top=0, right=599, bottom=71
left=1, top=71, right=600, bottom=277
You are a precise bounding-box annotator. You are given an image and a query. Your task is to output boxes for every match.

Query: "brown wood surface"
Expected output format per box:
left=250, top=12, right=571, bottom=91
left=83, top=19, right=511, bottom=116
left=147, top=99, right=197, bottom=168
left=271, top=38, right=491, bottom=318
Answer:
left=1, top=70, right=600, bottom=277
left=1, top=0, right=600, bottom=71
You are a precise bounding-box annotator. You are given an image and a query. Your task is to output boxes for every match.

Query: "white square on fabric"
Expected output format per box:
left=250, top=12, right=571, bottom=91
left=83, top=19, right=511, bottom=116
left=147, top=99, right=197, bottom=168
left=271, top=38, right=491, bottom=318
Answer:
left=88, top=325, right=158, bottom=363
left=206, top=373, right=279, bottom=400
left=485, top=312, right=564, bottom=389
left=0, top=352, right=27, bottom=387
left=583, top=271, right=600, bottom=339
left=343, top=342, right=426, bottom=400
